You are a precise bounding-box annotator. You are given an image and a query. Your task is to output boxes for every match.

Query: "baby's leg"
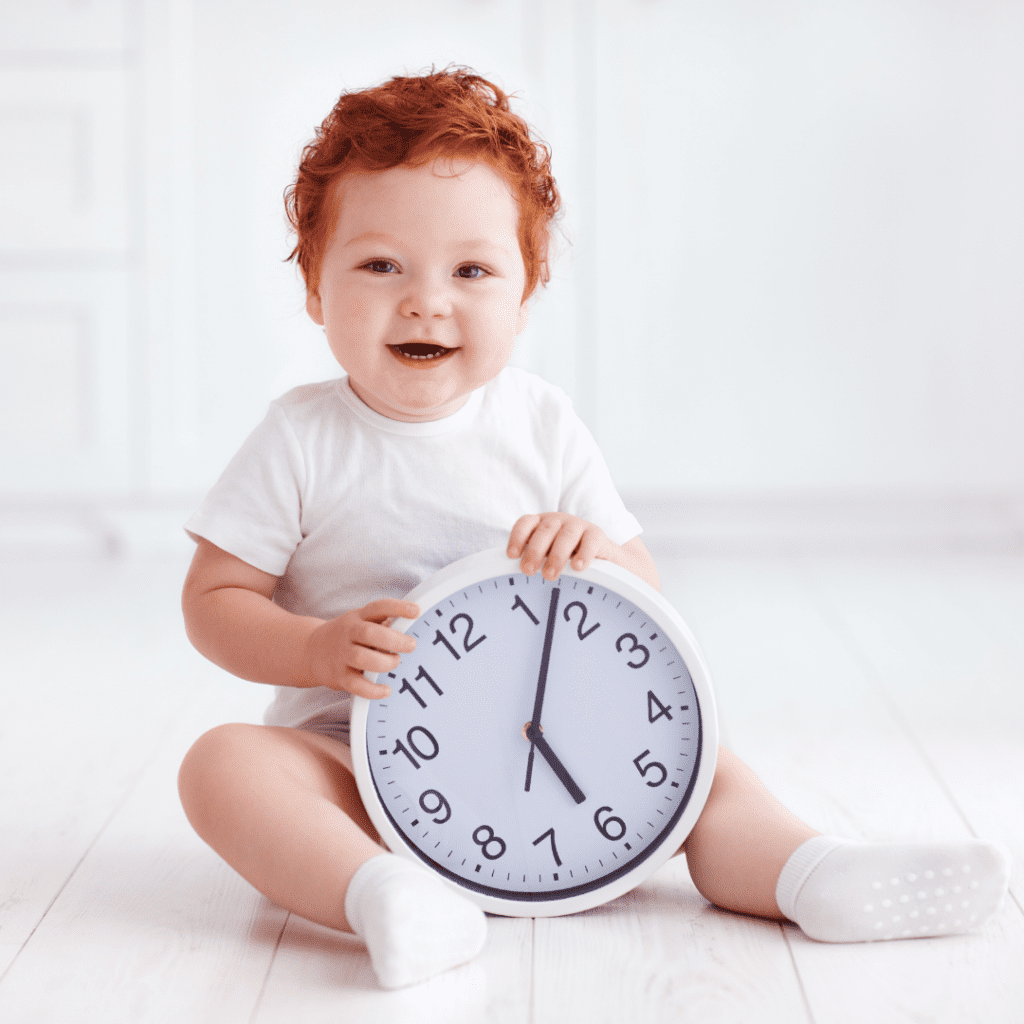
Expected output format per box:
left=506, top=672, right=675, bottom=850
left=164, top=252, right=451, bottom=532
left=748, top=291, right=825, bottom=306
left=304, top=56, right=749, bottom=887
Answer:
left=178, top=723, right=381, bottom=930
left=178, top=724, right=485, bottom=986
left=682, top=747, right=1010, bottom=941
left=681, top=746, right=818, bottom=919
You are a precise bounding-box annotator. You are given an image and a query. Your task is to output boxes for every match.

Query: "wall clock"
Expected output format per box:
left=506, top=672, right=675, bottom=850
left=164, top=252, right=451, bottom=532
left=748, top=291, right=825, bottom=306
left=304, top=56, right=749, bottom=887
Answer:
left=351, top=546, right=718, bottom=917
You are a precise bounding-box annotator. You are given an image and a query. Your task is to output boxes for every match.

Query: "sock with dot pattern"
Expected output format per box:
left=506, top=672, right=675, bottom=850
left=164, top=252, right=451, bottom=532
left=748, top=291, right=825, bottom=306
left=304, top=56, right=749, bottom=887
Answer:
left=345, top=853, right=488, bottom=989
left=775, top=836, right=1010, bottom=942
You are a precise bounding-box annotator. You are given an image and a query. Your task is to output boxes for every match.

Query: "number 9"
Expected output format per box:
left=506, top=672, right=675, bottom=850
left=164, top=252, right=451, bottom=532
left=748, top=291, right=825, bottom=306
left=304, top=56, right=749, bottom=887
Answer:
left=418, top=789, right=452, bottom=824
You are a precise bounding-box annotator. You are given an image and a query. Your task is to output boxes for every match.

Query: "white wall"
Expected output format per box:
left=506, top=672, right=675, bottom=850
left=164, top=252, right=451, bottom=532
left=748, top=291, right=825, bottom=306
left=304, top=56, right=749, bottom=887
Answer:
left=587, top=1, right=1024, bottom=497
left=2, top=1, right=1022, bottom=527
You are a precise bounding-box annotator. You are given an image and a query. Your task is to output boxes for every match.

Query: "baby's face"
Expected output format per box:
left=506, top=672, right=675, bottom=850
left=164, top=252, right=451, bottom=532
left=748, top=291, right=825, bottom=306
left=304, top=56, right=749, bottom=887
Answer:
left=307, top=159, right=529, bottom=422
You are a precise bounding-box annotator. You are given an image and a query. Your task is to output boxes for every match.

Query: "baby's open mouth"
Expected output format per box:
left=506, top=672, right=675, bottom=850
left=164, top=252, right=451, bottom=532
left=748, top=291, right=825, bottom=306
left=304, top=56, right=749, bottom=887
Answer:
left=389, top=342, right=454, bottom=361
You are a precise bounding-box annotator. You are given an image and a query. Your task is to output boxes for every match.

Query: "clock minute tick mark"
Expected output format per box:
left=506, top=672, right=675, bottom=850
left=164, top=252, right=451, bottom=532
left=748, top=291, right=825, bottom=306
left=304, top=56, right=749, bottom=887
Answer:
left=670, top=782, right=679, bottom=788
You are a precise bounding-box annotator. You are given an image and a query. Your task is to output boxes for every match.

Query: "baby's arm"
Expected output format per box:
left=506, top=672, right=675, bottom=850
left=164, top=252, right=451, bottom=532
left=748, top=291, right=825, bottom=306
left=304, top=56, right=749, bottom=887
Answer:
left=507, top=513, right=660, bottom=591
left=181, top=537, right=418, bottom=699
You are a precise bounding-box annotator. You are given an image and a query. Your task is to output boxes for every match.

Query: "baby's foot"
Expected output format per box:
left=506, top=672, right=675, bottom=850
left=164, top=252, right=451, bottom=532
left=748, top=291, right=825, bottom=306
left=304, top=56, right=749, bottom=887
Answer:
left=775, top=836, right=1010, bottom=942
left=345, top=853, right=487, bottom=988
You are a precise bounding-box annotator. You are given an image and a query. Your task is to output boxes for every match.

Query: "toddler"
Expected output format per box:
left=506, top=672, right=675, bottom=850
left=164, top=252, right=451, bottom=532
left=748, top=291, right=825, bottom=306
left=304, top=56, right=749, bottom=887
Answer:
left=178, top=68, right=1009, bottom=990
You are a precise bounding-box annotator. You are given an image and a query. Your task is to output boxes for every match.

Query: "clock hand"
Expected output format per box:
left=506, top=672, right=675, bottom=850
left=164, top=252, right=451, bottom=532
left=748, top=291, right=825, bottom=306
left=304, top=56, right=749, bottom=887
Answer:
left=524, top=743, right=536, bottom=793
left=525, top=587, right=560, bottom=793
left=526, top=724, right=586, bottom=805
left=531, top=586, right=560, bottom=727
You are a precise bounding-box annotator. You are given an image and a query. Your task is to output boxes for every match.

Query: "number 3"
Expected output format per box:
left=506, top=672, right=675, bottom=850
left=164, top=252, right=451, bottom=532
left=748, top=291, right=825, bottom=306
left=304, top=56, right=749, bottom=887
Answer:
left=615, top=632, right=650, bottom=669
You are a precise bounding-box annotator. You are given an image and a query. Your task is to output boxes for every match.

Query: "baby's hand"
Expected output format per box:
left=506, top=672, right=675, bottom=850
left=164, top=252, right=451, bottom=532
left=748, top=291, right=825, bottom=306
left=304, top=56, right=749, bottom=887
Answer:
left=508, top=513, right=610, bottom=581
left=303, top=599, right=419, bottom=699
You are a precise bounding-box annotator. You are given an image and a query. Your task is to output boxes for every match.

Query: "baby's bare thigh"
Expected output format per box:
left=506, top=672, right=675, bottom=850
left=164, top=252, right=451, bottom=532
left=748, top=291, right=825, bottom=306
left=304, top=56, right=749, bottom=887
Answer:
left=181, top=722, right=380, bottom=843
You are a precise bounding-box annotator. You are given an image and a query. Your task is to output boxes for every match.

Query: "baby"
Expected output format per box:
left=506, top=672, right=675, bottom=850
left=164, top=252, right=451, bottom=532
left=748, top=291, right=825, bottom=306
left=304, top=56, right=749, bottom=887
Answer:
left=178, top=68, right=1009, bottom=990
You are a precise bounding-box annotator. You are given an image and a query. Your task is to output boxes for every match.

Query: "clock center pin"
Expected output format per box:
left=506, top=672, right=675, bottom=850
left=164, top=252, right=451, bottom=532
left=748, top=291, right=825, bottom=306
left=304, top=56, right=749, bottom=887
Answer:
left=522, top=721, right=543, bottom=741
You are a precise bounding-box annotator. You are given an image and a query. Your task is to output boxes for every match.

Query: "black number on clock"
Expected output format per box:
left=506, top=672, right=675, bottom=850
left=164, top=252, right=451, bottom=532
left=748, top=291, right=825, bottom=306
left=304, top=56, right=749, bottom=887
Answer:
left=512, top=594, right=539, bottom=625
left=432, top=630, right=460, bottom=660
left=563, top=601, right=600, bottom=640
left=392, top=726, right=440, bottom=768
left=632, top=749, right=668, bottom=787
left=594, top=805, right=627, bottom=841
left=450, top=612, right=487, bottom=652
left=615, top=632, right=650, bottom=669
left=472, top=824, right=507, bottom=860
left=532, top=827, right=563, bottom=866
left=398, top=666, right=444, bottom=709
left=647, top=690, right=673, bottom=723
left=418, top=788, right=452, bottom=824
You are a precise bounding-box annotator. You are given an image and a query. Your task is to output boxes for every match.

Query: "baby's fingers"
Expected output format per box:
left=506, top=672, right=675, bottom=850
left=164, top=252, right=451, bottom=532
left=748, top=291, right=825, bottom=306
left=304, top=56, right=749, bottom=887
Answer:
left=360, top=599, right=420, bottom=624
left=354, top=617, right=416, bottom=657
left=507, top=514, right=541, bottom=558
left=521, top=517, right=577, bottom=578
left=345, top=667, right=393, bottom=700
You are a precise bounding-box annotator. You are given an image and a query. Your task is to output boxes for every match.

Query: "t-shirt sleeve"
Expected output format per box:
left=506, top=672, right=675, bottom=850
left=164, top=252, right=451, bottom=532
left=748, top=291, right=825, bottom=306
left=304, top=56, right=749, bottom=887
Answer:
left=554, top=393, right=643, bottom=546
left=184, top=402, right=306, bottom=576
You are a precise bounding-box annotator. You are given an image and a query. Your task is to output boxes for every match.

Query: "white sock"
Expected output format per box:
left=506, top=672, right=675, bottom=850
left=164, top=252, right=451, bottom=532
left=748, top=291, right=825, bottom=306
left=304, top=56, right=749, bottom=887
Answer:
left=775, top=835, right=1010, bottom=942
left=345, top=853, right=488, bottom=989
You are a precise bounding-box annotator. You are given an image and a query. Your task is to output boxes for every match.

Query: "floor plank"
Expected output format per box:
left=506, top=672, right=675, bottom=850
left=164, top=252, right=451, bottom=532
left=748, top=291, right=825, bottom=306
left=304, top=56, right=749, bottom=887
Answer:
left=798, top=555, right=1024, bottom=903
left=253, top=913, right=532, bottom=1023
left=0, top=715, right=286, bottom=1024
left=0, top=559, right=209, bottom=967
left=658, top=554, right=1024, bottom=1024
left=531, top=857, right=811, bottom=1024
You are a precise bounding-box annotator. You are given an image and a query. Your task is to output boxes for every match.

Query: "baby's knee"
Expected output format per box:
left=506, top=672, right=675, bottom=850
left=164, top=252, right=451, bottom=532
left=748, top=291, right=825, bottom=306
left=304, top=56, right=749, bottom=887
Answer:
left=177, top=722, right=261, bottom=820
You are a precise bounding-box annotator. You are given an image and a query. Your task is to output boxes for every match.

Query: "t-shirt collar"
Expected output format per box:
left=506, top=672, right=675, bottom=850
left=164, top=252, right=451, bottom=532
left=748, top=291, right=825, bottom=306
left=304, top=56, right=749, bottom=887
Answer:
left=336, top=376, right=485, bottom=436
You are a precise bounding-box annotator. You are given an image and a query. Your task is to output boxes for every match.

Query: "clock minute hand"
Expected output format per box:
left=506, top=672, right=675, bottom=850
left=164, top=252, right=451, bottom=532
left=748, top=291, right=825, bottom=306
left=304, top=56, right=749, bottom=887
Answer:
left=531, top=586, right=560, bottom=727
left=525, top=586, right=560, bottom=794
left=526, top=724, right=586, bottom=805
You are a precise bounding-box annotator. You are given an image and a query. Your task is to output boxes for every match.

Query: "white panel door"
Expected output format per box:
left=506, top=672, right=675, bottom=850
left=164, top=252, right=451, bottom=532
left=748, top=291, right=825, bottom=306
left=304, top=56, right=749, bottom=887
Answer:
left=0, top=67, right=130, bottom=254
left=0, top=4, right=135, bottom=497
left=0, top=271, right=131, bottom=494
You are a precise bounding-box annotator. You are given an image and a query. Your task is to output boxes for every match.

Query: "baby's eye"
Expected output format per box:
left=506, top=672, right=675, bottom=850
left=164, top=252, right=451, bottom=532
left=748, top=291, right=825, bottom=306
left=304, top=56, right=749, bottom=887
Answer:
left=363, top=259, right=399, bottom=274
left=455, top=264, right=488, bottom=279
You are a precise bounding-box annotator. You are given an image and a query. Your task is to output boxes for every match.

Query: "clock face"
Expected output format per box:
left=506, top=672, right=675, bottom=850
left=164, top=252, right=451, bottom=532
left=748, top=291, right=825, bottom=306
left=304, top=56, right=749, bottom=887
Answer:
left=351, top=549, right=717, bottom=917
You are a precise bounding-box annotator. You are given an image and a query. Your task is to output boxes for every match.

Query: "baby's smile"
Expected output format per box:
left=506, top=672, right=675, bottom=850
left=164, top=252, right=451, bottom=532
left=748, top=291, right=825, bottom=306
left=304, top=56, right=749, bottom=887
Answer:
left=388, top=342, right=456, bottom=363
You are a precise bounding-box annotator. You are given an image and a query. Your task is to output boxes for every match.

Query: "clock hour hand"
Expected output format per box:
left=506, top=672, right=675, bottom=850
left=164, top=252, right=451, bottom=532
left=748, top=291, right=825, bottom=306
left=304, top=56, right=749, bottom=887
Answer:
left=526, top=723, right=586, bottom=805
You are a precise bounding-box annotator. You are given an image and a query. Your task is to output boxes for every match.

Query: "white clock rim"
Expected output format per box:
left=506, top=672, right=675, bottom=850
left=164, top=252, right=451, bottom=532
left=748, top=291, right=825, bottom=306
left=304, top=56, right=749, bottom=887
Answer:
left=351, top=546, right=719, bottom=918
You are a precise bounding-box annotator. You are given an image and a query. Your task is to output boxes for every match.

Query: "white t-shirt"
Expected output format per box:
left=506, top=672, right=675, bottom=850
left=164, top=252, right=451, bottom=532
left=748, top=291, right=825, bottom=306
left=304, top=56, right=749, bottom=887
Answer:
left=186, top=367, right=642, bottom=730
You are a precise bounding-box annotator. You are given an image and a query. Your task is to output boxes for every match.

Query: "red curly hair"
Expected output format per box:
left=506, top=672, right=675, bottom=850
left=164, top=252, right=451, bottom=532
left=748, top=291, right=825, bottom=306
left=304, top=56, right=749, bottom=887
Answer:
left=285, top=67, right=560, bottom=301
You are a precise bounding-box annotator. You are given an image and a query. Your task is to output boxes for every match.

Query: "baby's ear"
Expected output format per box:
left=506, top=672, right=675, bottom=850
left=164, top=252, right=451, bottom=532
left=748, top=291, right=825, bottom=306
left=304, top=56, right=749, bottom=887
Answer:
left=515, top=300, right=530, bottom=335
left=306, top=291, right=325, bottom=325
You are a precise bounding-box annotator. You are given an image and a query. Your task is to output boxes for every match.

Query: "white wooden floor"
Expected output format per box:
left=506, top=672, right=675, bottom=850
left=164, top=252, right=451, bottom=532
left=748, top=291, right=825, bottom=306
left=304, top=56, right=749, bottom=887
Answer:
left=1, top=551, right=1022, bottom=1023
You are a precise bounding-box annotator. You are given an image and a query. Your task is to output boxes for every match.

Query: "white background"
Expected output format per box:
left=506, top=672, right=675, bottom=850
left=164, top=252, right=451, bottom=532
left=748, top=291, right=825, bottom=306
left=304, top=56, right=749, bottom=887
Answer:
left=1, top=0, right=1022, bottom=548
